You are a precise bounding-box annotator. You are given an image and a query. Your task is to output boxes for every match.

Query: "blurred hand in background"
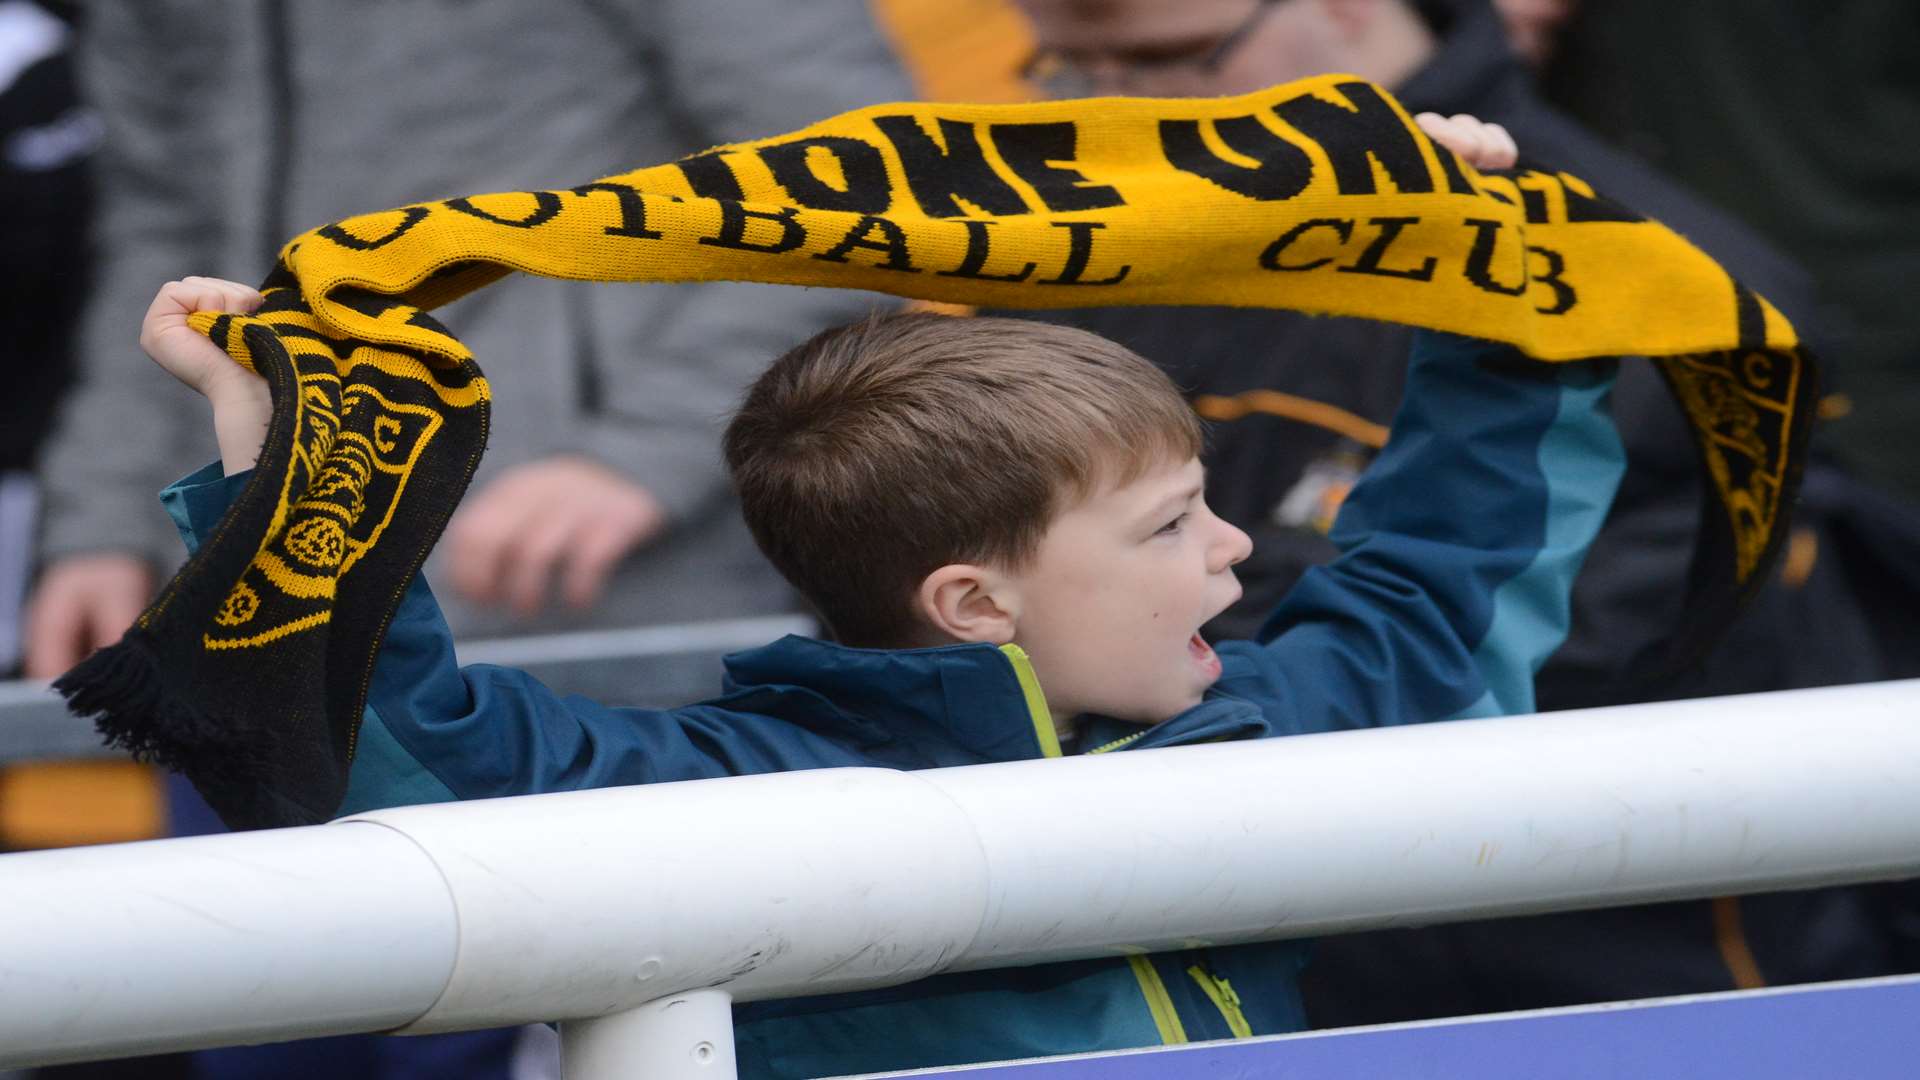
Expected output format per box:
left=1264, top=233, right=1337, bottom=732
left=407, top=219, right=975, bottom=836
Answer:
left=445, top=456, right=666, bottom=617
left=23, top=553, right=151, bottom=679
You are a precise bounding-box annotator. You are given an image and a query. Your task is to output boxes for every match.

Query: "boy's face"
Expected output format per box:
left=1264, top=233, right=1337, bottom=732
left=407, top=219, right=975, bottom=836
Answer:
left=1007, top=456, right=1252, bottom=727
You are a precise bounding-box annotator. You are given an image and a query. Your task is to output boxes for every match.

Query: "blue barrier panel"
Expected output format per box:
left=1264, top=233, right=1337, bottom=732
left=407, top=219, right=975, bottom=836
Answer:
left=857, top=975, right=1920, bottom=1079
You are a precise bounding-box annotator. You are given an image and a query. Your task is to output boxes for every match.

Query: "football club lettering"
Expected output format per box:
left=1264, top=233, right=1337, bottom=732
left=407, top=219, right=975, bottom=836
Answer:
left=63, top=75, right=1814, bottom=832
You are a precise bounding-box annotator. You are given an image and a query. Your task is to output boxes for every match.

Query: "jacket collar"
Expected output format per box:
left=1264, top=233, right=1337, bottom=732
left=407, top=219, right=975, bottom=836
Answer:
left=1075, top=696, right=1270, bottom=756
left=720, top=635, right=1270, bottom=764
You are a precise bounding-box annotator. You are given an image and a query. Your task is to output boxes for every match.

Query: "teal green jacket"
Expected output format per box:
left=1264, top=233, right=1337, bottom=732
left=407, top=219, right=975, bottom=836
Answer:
left=164, top=332, right=1622, bottom=1078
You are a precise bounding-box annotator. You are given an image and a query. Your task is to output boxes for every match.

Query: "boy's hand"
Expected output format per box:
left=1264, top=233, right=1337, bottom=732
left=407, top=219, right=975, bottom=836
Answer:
left=1413, top=112, right=1519, bottom=171
left=141, top=276, right=273, bottom=474
left=139, top=277, right=267, bottom=400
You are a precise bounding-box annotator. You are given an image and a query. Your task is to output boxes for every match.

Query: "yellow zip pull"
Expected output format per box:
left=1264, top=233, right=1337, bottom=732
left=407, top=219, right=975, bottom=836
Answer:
left=1187, top=964, right=1253, bottom=1039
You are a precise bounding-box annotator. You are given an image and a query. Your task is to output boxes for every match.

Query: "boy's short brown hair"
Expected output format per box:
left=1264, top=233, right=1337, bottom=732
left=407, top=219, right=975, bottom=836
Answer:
left=724, top=313, right=1202, bottom=647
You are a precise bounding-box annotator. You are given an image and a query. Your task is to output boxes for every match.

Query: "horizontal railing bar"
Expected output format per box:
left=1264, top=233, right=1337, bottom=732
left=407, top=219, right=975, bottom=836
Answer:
left=1, top=679, right=1915, bottom=1067
left=0, top=614, right=815, bottom=765
left=452, top=614, right=814, bottom=668
left=0, top=680, right=104, bottom=761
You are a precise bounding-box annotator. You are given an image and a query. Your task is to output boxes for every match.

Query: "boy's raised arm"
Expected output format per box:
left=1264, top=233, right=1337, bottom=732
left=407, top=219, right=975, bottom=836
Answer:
left=142, top=280, right=861, bottom=817
left=1215, top=331, right=1624, bottom=734
left=157, top=462, right=867, bottom=816
left=1209, top=114, right=1622, bottom=736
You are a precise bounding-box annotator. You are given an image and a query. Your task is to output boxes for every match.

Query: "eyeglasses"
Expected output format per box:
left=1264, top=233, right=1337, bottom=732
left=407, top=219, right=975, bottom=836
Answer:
left=1020, top=0, right=1283, bottom=98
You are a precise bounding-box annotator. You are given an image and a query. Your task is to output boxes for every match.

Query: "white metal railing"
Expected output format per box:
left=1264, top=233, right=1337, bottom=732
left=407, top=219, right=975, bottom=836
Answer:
left=0, top=678, right=101, bottom=761
left=2, top=679, right=1917, bottom=1078
left=0, top=614, right=813, bottom=763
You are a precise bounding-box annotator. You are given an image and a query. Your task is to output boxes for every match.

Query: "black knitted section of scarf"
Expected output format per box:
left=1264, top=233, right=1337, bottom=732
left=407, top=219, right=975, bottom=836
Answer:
left=56, top=275, right=488, bottom=830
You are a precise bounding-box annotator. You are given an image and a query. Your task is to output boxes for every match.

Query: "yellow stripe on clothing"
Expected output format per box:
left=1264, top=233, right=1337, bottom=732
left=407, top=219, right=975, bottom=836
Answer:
left=1126, top=956, right=1189, bottom=1045
left=997, top=643, right=1060, bottom=759
left=1188, top=965, right=1255, bottom=1039
left=1192, top=389, right=1391, bottom=449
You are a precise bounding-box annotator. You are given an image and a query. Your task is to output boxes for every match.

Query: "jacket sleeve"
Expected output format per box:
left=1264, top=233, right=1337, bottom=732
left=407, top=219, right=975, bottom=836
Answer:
left=1212, top=331, right=1624, bottom=735
left=532, top=0, right=917, bottom=524
left=157, top=466, right=864, bottom=817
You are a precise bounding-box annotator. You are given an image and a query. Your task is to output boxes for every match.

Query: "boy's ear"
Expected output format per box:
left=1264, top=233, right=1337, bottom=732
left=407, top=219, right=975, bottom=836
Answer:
left=916, top=564, right=1019, bottom=645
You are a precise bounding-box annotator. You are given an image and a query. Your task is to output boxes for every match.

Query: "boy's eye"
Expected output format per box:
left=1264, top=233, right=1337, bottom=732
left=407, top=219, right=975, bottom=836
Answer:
left=1155, top=513, right=1189, bottom=536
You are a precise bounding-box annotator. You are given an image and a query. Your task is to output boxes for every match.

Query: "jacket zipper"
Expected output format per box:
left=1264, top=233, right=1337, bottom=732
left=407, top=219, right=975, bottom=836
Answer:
left=1187, top=963, right=1254, bottom=1038
left=1127, top=957, right=1189, bottom=1045
left=1087, top=730, right=1147, bottom=755
left=996, top=649, right=1248, bottom=1044
left=998, top=644, right=1061, bottom=758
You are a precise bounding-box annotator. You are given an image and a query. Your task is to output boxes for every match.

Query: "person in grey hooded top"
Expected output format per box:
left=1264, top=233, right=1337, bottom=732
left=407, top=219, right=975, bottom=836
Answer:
left=24, top=0, right=911, bottom=696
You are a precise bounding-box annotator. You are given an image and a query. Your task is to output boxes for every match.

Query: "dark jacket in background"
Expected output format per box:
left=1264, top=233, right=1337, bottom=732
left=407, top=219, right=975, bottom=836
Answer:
left=0, top=0, right=91, bottom=472
left=1545, top=0, right=1920, bottom=503
left=36, top=0, right=912, bottom=666
left=1001, top=0, right=1920, bottom=1031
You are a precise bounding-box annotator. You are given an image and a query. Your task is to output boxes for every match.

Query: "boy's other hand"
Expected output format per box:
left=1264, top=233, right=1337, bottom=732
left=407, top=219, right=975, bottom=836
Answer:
left=140, top=277, right=267, bottom=400
left=140, top=276, right=273, bottom=474
left=1413, top=112, right=1519, bottom=171
left=444, top=456, right=667, bottom=616
left=23, top=554, right=155, bottom=678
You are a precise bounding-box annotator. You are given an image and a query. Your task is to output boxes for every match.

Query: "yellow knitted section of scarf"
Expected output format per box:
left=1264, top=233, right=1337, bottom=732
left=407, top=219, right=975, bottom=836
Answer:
left=185, top=74, right=1806, bottom=654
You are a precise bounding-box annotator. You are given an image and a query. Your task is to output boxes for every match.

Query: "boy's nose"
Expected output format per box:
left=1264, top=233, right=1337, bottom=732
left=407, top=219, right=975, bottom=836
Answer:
left=1211, top=518, right=1254, bottom=572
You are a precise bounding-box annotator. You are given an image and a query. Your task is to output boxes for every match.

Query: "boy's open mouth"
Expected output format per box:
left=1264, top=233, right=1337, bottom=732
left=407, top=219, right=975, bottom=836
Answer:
left=1189, top=632, right=1222, bottom=679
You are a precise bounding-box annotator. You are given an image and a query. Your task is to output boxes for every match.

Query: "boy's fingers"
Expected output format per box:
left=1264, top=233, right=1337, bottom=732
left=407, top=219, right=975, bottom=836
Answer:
left=180, top=276, right=265, bottom=313
left=161, top=278, right=225, bottom=314
left=1482, top=123, right=1519, bottom=169
left=144, top=281, right=199, bottom=324
left=1414, top=112, right=1476, bottom=165
left=1448, top=114, right=1490, bottom=166
left=1421, top=113, right=1523, bottom=170
left=1439, top=114, right=1521, bottom=170
left=142, top=280, right=238, bottom=339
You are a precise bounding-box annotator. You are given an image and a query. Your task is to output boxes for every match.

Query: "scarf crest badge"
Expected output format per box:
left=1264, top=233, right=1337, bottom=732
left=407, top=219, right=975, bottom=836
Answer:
left=58, top=76, right=1813, bottom=830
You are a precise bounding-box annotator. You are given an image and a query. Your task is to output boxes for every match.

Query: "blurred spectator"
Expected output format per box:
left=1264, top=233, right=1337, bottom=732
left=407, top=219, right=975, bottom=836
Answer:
left=1489, top=0, right=1574, bottom=68
left=0, top=2, right=163, bottom=998
left=870, top=0, right=1036, bottom=102
left=1543, top=0, right=1920, bottom=504
left=18, top=2, right=911, bottom=1078
left=999, top=0, right=1821, bottom=663
left=0, top=0, right=93, bottom=677
left=991, top=0, right=1920, bottom=1029
left=24, top=0, right=910, bottom=701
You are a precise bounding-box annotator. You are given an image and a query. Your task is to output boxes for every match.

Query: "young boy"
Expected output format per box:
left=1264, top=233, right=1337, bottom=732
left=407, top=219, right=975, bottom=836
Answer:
left=143, top=118, right=1623, bottom=1076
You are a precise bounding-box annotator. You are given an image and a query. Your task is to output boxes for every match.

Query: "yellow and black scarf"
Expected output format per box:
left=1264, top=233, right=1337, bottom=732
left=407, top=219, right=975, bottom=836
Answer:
left=60, top=76, right=1814, bottom=829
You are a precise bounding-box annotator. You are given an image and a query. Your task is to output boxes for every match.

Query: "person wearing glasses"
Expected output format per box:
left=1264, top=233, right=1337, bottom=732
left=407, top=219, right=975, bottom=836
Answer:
left=1018, top=0, right=1433, bottom=100
left=997, top=0, right=1919, bottom=1034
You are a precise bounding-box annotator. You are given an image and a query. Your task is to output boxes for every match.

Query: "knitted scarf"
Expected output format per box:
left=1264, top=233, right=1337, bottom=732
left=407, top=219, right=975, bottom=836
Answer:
left=59, top=76, right=1814, bottom=830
